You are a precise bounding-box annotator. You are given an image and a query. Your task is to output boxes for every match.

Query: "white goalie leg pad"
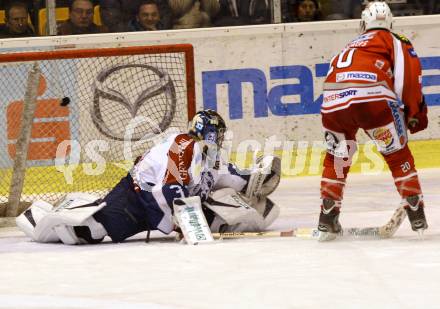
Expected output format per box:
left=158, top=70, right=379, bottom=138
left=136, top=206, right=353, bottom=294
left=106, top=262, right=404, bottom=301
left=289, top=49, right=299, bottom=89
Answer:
left=52, top=217, right=107, bottom=245
left=54, top=192, right=100, bottom=209
left=205, top=188, right=280, bottom=232
left=16, top=200, right=60, bottom=242
left=244, top=155, right=281, bottom=199
left=251, top=196, right=280, bottom=229
left=52, top=225, right=80, bottom=245
left=33, top=195, right=106, bottom=244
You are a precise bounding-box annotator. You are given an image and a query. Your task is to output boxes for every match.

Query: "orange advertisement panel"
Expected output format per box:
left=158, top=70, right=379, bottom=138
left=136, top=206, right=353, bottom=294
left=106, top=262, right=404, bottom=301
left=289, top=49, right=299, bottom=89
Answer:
left=7, top=99, right=71, bottom=161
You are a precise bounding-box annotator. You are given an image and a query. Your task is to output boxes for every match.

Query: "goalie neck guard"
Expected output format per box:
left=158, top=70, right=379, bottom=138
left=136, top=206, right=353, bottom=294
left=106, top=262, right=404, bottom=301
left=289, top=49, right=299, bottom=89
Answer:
left=360, top=1, right=393, bottom=33
left=188, top=109, right=226, bottom=148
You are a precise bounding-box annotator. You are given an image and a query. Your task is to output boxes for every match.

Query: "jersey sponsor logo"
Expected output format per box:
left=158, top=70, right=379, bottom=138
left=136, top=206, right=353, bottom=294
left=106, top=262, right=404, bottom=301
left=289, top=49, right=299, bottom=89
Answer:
left=372, top=127, right=394, bottom=148
left=323, top=90, right=358, bottom=103
left=324, top=130, right=349, bottom=157
left=393, top=33, right=411, bottom=44
left=177, top=137, right=193, bottom=182
left=375, top=59, right=385, bottom=70
left=366, top=90, right=381, bottom=95
left=408, top=48, right=417, bottom=57
left=165, top=134, right=195, bottom=185
left=336, top=71, right=377, bottom=82
left=348, top=32, right=375, bottom=48
left=389, top=101, right=405, bottom=139
left=324, top=131, right=339, bottom=150
left=348, top=40, right=368, bottom=48
left=368, top=118, right=406, bottom=155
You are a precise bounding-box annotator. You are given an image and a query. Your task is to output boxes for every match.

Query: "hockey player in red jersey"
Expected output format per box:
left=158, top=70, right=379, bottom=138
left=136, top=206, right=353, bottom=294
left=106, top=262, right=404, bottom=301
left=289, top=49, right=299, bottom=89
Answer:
left=317, top=1, right=428, bottom=240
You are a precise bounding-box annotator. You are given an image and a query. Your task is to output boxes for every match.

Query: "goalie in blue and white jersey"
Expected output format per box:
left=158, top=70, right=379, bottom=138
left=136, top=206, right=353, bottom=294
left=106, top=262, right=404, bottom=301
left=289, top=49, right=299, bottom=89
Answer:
left=16, top=110, right=281, bottom=245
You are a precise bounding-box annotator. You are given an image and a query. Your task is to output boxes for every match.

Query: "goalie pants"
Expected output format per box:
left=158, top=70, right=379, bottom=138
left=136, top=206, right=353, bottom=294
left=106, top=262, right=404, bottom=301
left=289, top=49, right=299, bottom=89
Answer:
left=93, top=174, right=164, bottom=242
left=320, top=100, right=422, bottom=203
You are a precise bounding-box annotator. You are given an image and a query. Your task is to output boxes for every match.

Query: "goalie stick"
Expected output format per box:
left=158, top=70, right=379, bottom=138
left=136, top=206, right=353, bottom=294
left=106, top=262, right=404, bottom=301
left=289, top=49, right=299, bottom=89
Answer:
left=212, top=206, right=407, bottom=240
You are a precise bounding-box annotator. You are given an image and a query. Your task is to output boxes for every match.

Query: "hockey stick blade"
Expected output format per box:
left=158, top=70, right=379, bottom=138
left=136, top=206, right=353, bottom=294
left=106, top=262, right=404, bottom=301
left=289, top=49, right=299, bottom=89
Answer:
left=377, top=205, right=406, bottom=238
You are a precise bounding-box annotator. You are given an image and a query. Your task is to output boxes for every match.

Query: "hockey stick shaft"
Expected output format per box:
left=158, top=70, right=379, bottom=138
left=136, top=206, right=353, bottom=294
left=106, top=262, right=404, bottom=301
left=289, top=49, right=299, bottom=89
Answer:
left=212, top=206, right=406, bottom=240
left=212, top=230, right=297, bottom=239
left=213, top=228, right=374, bottom=240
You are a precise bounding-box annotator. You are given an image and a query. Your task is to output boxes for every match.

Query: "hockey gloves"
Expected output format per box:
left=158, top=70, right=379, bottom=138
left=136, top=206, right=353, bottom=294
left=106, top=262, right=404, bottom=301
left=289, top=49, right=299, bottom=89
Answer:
left=407, top=97, right=428, bottom=134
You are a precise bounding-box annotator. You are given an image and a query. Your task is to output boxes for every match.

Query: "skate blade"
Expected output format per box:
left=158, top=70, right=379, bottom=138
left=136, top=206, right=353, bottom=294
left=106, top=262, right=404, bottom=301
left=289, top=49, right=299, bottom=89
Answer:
left=417, top=229, right=425, bottom=240
left=317, top=231, right=337, bottom=242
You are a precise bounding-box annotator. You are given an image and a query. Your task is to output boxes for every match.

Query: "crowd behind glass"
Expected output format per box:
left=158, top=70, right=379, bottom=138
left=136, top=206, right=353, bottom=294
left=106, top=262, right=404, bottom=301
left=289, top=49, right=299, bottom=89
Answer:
left=0, top=0, right=438, bottom=38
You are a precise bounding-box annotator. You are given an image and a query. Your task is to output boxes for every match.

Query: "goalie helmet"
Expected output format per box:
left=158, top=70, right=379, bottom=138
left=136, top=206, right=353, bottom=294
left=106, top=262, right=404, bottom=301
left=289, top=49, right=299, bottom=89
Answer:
left=188, top=110, right=226, bottom=148
left=360, top=1, right=393, bottom=33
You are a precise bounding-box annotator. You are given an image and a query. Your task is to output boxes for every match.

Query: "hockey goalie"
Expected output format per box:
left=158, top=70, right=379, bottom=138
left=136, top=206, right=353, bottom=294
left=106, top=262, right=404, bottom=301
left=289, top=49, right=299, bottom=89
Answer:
left=16, top=109, right=281, bottom=245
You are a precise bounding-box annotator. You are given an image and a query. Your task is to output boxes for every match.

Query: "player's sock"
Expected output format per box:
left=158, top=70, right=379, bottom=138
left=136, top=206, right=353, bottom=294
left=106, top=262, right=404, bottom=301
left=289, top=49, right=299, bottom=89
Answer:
left=384, top=146, right=427, bottom=233
left=318, top=154, right=347, bottom=241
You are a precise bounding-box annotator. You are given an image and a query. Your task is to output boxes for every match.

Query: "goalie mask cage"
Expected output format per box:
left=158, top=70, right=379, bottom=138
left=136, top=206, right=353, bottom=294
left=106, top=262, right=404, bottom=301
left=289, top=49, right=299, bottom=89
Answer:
left=0, top=44, right=195, bottom=216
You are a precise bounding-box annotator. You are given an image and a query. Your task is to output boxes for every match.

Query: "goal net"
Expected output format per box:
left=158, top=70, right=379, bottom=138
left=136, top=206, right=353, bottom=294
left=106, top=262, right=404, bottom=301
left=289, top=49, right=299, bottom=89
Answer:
left=0, top=44, right=195, bottom=215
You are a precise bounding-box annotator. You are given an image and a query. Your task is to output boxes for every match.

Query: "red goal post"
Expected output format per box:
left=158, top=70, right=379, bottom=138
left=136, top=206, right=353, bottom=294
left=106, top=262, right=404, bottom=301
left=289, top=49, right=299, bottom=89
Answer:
left=0, top=44, right=196, bottom=216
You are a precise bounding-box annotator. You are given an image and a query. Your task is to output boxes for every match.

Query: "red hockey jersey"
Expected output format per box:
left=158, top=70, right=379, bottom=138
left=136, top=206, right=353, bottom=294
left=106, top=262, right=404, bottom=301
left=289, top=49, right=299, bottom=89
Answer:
left=322, top=29, right=423, bottom=119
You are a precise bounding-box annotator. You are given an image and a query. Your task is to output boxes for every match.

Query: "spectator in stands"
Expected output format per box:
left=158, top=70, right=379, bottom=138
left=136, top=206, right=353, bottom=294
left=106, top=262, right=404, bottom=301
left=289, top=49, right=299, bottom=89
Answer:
left=100, top=0, right=172, bottom=32
left=127, top=0, right=164, bottom=31
left=319, top=0, right=361, bottom=20
left=284, top=0, right=322, bottom=22
left=57, top=0, right=108, bottom=35
left=169, top=0, right=218, bottom=29
left=0, top=1, right=35, bottom=38
left=431, top=1, right=440, bottom=14
left=213, top=0, right=270, bottom=27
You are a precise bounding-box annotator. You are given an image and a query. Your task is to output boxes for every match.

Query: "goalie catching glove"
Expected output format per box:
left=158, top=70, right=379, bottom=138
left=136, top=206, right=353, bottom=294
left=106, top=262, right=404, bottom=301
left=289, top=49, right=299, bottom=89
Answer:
left=203, top=187, right=280, bottom=233
left=243, top=155, right=281, bottom=200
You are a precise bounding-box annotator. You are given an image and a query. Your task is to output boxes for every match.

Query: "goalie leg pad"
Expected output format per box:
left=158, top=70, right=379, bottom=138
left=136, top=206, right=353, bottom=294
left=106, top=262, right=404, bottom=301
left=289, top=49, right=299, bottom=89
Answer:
left=253, top=197, right=280, bottom=229
left=16, top=200, right=60, bottom=243
left=33, top=196, right=107, bottom=244
left=52, top=217, right=107, bottom=245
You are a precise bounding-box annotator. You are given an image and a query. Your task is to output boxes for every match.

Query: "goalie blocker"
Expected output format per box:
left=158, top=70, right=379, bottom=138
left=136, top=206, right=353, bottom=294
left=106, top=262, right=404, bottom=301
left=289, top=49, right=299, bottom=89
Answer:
left=174, top=188, right=280, bottom=245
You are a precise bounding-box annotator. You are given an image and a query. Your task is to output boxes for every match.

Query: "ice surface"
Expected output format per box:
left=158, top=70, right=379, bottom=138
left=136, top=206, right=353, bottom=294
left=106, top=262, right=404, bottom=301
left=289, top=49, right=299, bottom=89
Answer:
left=1, top=169, right=439, bottom=309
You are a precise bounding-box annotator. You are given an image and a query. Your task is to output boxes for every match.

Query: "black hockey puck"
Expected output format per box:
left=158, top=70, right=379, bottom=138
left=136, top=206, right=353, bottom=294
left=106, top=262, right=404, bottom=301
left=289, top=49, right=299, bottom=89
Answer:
left=60, top=97, right=71, bottom=106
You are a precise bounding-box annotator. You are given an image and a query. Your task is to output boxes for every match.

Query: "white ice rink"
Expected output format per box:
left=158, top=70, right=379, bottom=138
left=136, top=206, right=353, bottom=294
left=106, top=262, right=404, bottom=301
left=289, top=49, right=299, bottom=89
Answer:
left=1, top=169, right=439, bottom=309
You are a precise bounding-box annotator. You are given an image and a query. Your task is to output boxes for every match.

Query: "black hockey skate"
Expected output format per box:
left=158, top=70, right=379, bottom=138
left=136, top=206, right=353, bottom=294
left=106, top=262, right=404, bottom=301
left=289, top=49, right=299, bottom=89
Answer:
left=404, top=195, right=428, bottom=233
left=317, top=198, right=342, bottom=241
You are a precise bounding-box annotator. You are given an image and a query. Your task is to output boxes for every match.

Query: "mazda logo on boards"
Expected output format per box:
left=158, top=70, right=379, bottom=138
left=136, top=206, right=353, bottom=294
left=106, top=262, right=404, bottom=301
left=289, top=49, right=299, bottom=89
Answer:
left=91, top=64, right=177, bottom=141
